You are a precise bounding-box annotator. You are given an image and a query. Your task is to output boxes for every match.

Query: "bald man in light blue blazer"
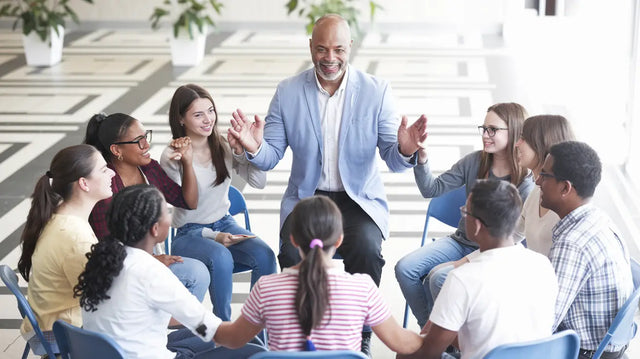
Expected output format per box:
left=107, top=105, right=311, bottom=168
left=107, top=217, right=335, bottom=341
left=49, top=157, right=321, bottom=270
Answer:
left=229, top=15, right=427, bottom=287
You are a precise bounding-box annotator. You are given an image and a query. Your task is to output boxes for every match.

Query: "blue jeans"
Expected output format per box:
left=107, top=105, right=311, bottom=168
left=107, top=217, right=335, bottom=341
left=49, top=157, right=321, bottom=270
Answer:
left=168, top=327, right=217, bottom=358
left=394, top=235, right=475, bottom=328
left=172, top=215, right=277, bottom=321
left=169, top=257, right=210, bottom=302
left=426, top=264, right=455, bottom=305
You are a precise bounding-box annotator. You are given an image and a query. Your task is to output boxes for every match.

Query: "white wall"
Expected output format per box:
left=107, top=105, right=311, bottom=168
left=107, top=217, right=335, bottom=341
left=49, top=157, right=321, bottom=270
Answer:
left=70, top=0, right=507, bottom=27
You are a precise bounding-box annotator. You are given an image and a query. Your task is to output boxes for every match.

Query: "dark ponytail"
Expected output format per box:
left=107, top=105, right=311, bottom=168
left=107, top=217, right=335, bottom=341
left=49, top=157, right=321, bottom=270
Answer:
left=290, top=196, right=343, bottom=336
left=75, top=184, right=164, bottom=312
left=18, top=145, right=99, bottom=281
left=84, top=113, right=136, bottom=162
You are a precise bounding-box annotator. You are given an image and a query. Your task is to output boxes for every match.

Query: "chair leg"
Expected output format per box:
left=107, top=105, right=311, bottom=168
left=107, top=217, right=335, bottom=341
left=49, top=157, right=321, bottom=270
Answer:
left=22, top=343, right=29, bottom=359
left=403, top=302, right=410, bottom=328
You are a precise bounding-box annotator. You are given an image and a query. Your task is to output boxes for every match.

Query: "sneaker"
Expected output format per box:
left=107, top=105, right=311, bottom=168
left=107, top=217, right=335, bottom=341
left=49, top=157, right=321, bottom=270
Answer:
left=361, top=331, right=372, bottom=358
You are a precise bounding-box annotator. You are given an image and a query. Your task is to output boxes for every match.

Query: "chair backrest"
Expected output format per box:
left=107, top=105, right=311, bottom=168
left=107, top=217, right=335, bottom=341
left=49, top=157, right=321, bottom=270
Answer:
left=250, top=350, right=369, bottom=358
left=483, top=330, right=580, bottom=359
left=53, top=320, right=126, bottom=359
left=0, top=264, right=57, bottom=358
left=591, top=281, right=640, bottom=359
left=420, top=186, right=467, bottom=246
left=229, top=185, right=251, bottom=231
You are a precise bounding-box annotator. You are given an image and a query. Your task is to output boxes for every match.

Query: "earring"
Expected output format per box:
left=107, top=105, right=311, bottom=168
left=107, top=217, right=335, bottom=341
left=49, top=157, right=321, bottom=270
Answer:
left=117, top=154, right=123, bottom=161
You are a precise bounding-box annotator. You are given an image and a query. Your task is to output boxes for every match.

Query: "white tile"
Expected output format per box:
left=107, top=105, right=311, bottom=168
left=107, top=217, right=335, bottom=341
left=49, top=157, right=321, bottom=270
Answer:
left=0, top=87, right=129, bottom=123
left=3, top=55, right=167, bottom=82
left=0, top=134, right=65, bottom=182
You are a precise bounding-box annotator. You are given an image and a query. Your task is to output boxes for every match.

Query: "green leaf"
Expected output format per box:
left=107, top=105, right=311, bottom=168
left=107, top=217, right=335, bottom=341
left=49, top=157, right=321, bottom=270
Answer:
left=0, top=4, right=13, bottom=16
left=173, top=23, right=180, bottom=39
left=209, top=0, right=223, bottom=14
left=286, top=0, right=298, bottom=15
left=150, top=8, right=169, bottom=30
left=203, top=15, right=214, bottom=27
left=65, top=5, right=79, bottom=24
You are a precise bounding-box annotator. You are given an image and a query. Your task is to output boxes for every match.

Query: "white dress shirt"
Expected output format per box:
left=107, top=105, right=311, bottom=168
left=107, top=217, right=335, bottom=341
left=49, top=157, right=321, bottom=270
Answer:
left=315, top=66, right=349, bottom=191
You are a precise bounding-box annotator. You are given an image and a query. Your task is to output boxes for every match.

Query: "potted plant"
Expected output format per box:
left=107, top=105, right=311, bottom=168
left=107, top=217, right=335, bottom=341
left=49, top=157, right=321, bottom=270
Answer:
left=0, top=0, right=94, bottom=66
left=150, top=0, right=223, bottom=66
left=285, top=0, right=382, bottom=37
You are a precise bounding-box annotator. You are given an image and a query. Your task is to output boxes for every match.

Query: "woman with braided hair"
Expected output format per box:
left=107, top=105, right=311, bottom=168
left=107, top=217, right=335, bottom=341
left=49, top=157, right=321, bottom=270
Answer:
left=76, top=184, right=221, bottom=359
left=212, top=196, right=423, bottom=355
left=17, top=144, right=115, bottom=350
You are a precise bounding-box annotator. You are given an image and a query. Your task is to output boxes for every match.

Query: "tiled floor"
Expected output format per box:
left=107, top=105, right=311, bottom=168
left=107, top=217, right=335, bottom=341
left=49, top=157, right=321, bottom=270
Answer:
left=0, top=26, right=639, bottom=358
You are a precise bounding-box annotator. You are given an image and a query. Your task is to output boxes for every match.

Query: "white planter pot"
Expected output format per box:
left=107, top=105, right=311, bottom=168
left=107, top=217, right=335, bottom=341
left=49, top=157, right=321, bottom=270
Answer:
left=22, top=26, right=64, bottom=67
left=169, top=25, right=207, bottom=66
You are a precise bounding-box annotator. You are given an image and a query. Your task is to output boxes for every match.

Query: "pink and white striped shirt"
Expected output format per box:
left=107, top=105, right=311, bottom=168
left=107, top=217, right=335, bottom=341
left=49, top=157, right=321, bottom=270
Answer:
left=241, top=267, right=391, bottom=351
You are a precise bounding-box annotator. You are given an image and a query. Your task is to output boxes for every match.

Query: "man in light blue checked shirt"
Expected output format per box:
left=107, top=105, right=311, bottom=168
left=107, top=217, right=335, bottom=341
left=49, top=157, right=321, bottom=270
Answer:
left=537, top=141, right=634, bottom=359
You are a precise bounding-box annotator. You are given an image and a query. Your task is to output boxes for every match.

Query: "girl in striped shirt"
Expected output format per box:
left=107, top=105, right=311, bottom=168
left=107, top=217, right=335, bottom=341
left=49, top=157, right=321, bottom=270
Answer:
left=214, top=196, right=422, bottom=354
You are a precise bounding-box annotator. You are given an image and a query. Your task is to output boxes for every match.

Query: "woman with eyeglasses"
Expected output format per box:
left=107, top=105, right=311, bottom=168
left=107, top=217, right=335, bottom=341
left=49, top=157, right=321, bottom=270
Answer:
left=395, top=103, right=534, bottom=330
left=84, top=113, right=210, bottom=302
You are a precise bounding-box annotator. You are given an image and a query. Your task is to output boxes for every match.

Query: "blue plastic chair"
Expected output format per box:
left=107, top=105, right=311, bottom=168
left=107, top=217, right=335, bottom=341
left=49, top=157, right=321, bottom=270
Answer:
left=483, top=330, right=580, bottom=359
left=208, top=343, right=268, bottom=358
left=402, top=186, right=467, bottom=328
left=229, top=184, right=252, bottom=231
left=589, top=258, right=640, bottom=359
left=250, top=350, right=369, bottom=358
left=227, top=185, right=269, bottom=346
left=0, top=264, right=58, bottom=359
left=52, top=319, right=126, bottom=359
left=165, top=185, right=251, bottom=255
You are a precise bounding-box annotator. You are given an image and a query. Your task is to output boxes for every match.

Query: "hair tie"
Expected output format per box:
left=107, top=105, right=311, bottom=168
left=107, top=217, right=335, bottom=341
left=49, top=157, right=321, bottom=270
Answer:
left=45, top=170, right=53, bottom=178
left=95, top=112, right=107, bottom=124
left=309, top=239, right=323, bottom=249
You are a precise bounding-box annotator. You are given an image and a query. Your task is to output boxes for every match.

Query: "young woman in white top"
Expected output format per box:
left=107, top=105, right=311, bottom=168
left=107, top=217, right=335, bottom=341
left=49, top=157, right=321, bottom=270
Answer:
left=514, top=114, right=575, bottom=254
left=213, top=195, right=423, bottom=355
left=160, top=84, right=276, bottom=321
left=76, top=185, right=221, bottom=359
left=17, top=144, right=114, bottom=349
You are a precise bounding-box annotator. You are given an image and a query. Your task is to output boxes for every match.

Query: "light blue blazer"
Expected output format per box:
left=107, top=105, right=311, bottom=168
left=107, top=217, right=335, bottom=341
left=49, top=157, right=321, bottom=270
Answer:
left=249, top=66, right=416, bottom=239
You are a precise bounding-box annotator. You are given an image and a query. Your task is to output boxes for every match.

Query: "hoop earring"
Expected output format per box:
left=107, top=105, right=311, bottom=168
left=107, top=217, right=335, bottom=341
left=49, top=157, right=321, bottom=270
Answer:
left=117, top=154, right=123, bottom=161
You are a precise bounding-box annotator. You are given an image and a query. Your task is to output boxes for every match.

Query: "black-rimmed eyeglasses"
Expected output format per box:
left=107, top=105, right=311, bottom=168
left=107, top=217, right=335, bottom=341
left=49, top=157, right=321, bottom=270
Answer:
left=460, top=205, right=488, bottom=227
left=112, top=130, right=152, bottom=150
left=478, top=126, right=508, bottom=137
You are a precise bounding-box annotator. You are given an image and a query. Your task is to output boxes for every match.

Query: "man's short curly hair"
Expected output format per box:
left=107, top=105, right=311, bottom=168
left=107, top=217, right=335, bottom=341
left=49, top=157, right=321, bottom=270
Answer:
left=549, top=141, right=601, bottom=198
